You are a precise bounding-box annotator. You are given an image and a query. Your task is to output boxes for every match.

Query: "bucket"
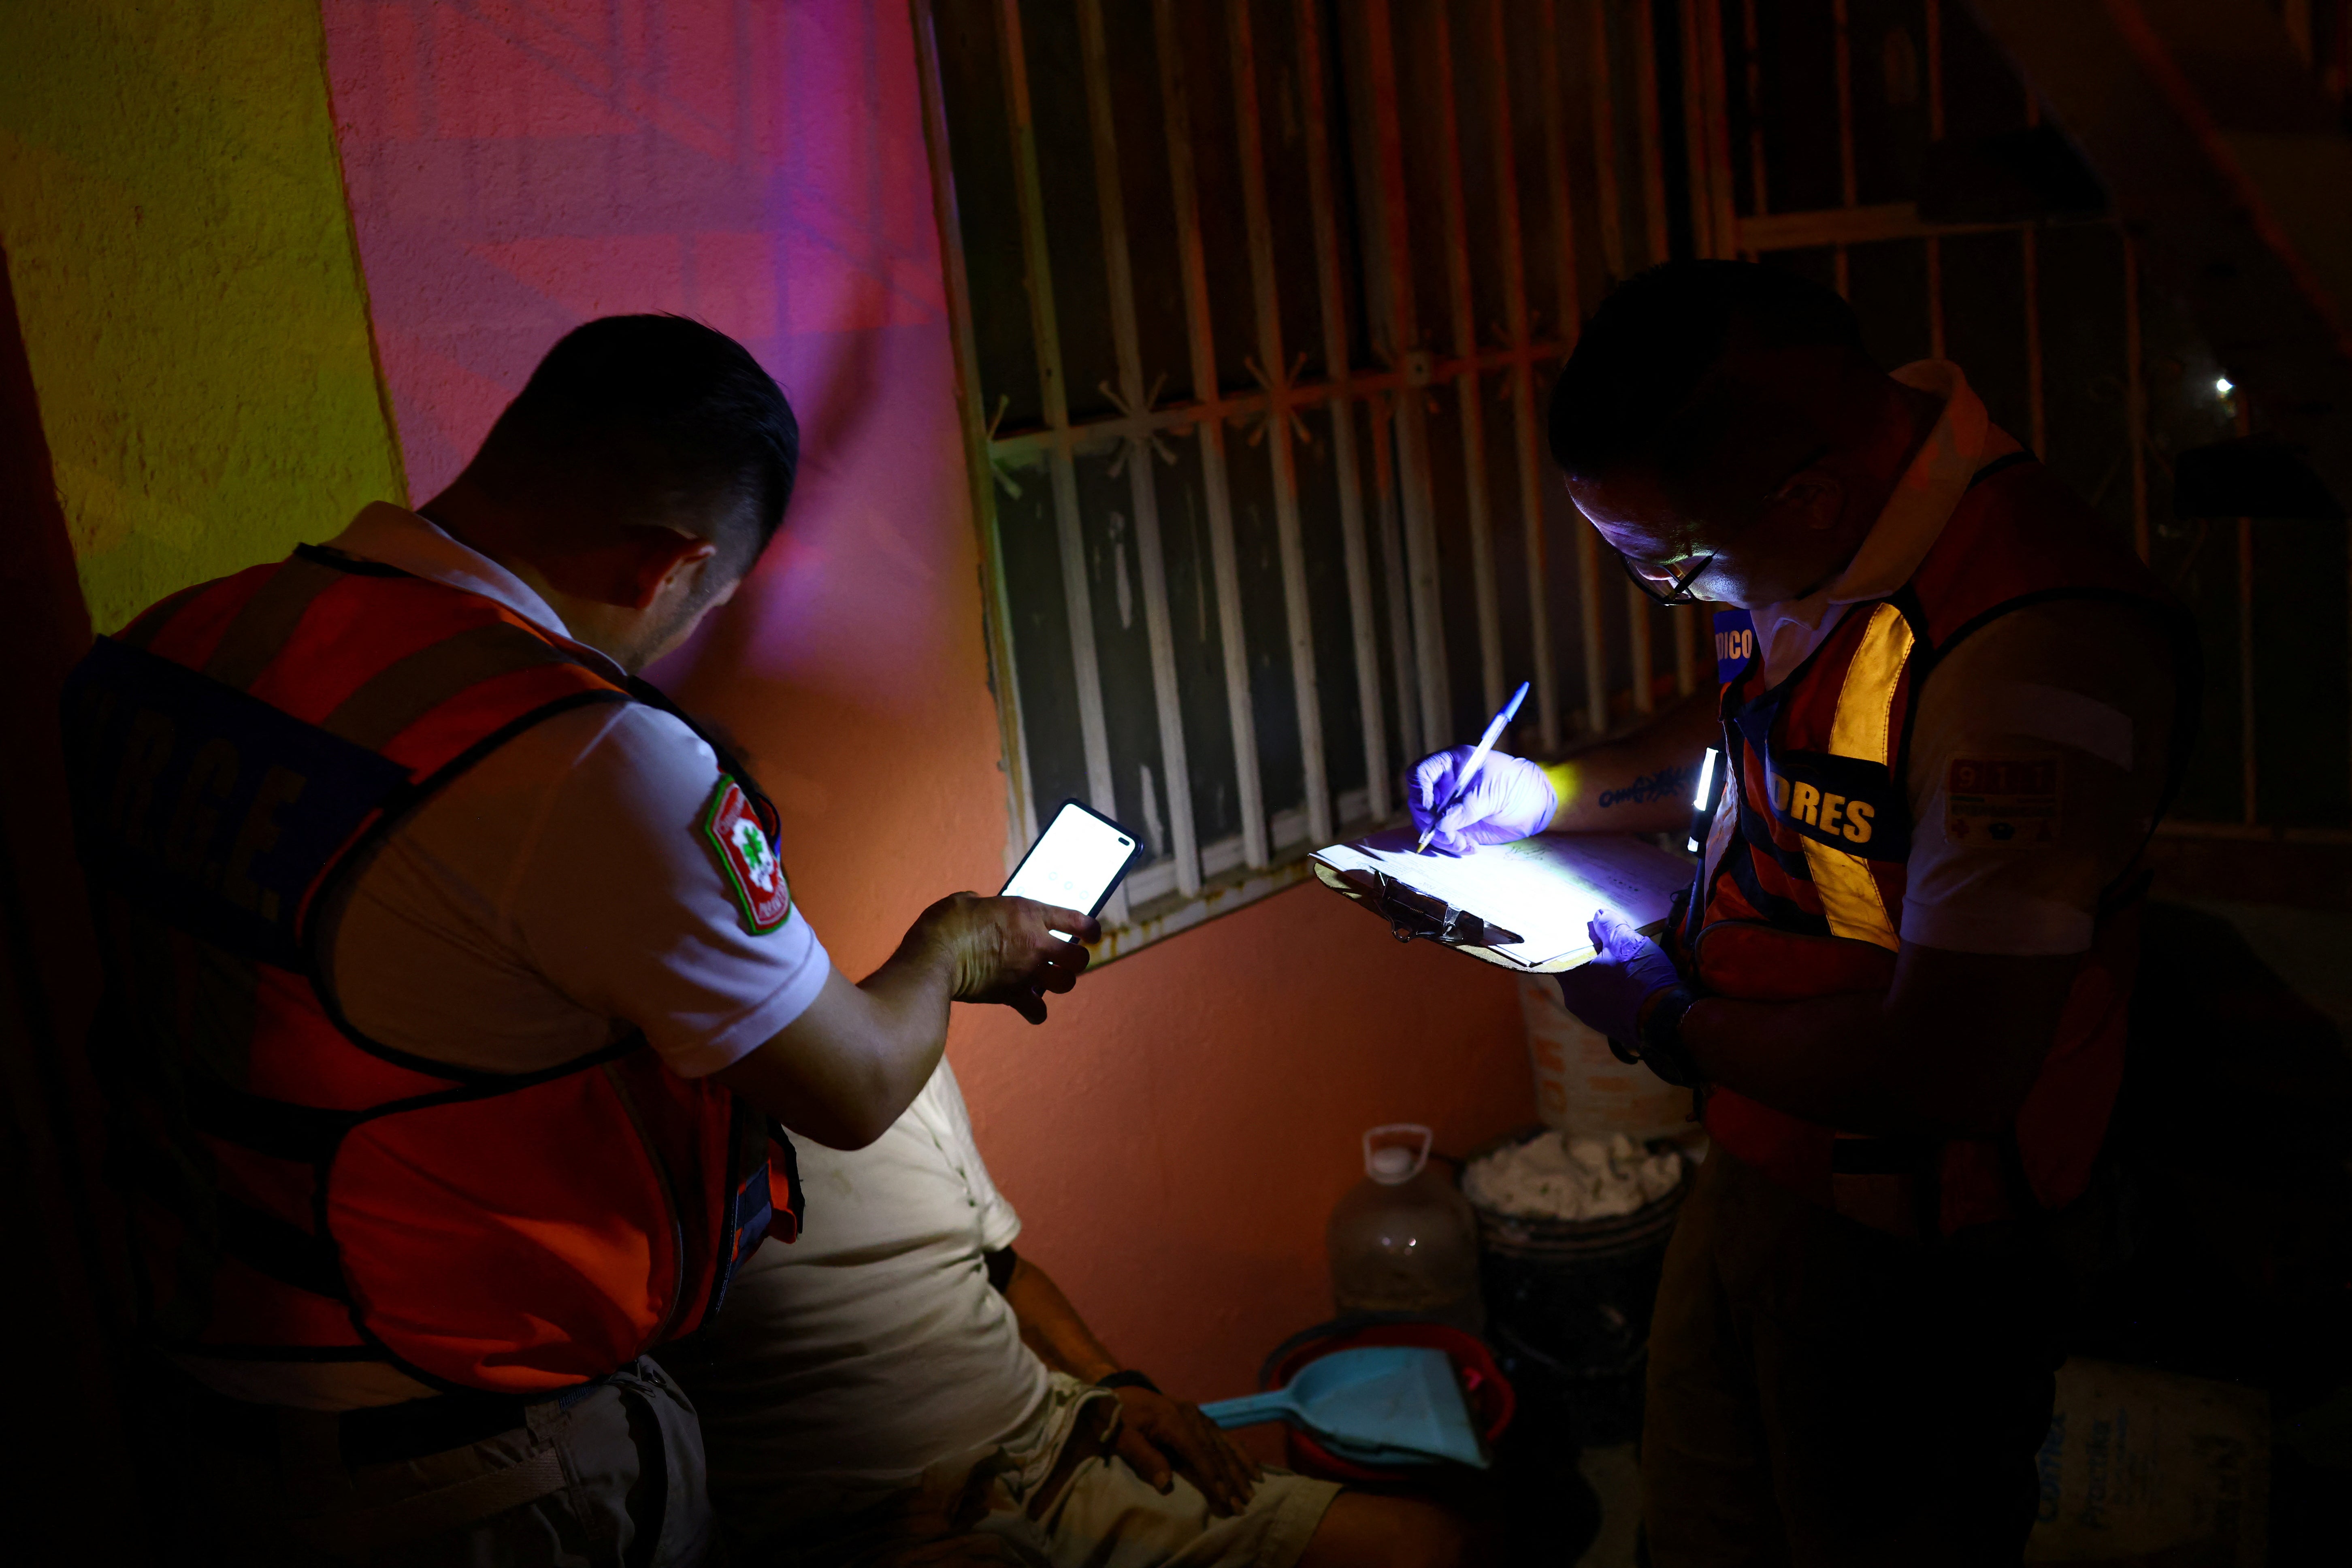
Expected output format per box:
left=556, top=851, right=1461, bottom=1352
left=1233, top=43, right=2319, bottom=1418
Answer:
left=1466, top=1128, right=1689, bottom=1447
left=1518, top=974, right=1692, bottom=1140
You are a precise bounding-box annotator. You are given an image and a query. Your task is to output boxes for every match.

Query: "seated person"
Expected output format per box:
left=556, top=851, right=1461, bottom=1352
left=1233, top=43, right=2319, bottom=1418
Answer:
left=665, top=1060, right=1474, bottom=1567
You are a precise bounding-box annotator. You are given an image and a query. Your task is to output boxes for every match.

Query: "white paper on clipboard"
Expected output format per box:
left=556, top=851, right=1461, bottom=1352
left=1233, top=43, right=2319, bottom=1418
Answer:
left=1311, top=828, right=1694, bottom=972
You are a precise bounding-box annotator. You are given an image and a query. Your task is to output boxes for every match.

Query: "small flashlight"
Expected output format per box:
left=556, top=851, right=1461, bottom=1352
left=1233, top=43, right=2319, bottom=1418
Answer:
left=1686, top=746, right=1722, bottom=854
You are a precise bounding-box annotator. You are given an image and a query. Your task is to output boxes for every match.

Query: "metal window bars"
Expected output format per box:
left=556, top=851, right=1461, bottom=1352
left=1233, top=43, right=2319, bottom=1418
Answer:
left=1685, top=0, right=2349, bottom=843
left=915, top=0, right=1704, bottom=959
left=917, top=0, right=2350, bottom=968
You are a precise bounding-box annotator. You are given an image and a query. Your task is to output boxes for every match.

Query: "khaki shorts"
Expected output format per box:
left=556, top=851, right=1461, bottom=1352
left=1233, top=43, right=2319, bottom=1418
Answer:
left=984, top=1376, right=1340, bottom=1568
left=744, top=1374, right=1340, bottom=1568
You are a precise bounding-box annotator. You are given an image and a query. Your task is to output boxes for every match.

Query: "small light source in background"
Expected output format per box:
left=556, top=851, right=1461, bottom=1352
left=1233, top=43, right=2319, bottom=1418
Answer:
left=2215, top=376, right=2234, bottom=398
left=1685, top=747, right=1720, bottom=854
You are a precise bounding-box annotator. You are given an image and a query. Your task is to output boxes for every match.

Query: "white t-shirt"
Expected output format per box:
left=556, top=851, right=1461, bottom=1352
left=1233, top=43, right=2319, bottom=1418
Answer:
left=1897, top=601, right=2173, bottom=955
left=178, top=505, right=834, bottom=1409
left=314, top=503, right=832, bottom=1076
left=1715, top=363, right=2175, bottom=958
left=665, top=1060, right=1051, bottom=1538
left=321, top=698, right=831, bottom=1077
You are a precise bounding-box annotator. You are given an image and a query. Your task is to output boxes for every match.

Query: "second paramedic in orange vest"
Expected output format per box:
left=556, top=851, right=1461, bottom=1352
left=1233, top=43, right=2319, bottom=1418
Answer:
left=1411, top=264, right=2190, bottom=1564
left=63, top=315, right=1099, bottom=1565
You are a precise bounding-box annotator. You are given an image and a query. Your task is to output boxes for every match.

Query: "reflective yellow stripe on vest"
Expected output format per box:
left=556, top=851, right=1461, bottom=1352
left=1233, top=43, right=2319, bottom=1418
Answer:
left=1803, top=602, right=1911, bottom=950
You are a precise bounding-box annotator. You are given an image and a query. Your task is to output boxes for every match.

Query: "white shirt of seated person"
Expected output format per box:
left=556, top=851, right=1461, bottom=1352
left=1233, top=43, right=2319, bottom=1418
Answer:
left=667, top=1059, right=1049, bottom=1538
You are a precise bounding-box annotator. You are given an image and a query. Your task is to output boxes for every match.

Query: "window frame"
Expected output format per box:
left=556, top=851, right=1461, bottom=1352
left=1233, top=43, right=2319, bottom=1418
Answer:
left=912, top=0, right=1713, bottom=960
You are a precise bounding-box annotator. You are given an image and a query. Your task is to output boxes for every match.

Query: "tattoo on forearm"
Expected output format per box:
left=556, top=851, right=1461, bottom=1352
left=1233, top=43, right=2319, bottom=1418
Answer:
left=1598, top=765, right=1695, bottom=809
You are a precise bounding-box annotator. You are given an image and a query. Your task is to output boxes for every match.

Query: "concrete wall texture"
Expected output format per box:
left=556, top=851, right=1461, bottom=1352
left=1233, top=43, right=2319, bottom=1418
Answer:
left=0, top=1, right=405, bottom=633
left=4, top=0, right=1536, bottom=1411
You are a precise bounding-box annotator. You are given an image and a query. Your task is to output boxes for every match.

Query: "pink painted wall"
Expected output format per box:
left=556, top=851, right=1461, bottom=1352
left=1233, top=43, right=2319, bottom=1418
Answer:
left=322, top=0, right=1532, bottom=1402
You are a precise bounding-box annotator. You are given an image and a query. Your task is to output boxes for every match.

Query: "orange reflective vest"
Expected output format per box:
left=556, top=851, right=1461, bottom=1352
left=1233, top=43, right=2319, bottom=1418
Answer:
left=1677, top=453, right=2194, bottom=1236
left=62, top=545, right=801, bottom=1394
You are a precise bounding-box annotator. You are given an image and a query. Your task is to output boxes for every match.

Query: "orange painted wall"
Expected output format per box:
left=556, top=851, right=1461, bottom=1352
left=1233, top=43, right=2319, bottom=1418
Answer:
left=319, top=0, right=1537, bottom=1403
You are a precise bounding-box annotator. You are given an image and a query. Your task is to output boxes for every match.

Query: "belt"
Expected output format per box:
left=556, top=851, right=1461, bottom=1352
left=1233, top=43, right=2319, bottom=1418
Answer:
left=164, top=1362, right=577, bottom=1467
left=1828, top=1134, right=1943, bottom=1240
left=1827, top=1134, right=1939, bottom=1176
left=341, top=1387, right=537, bottom=1466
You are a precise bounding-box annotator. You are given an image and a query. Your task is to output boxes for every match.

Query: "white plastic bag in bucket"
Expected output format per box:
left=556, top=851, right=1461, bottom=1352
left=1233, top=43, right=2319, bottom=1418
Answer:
left=1517, top=973, right=1692, bottom=1142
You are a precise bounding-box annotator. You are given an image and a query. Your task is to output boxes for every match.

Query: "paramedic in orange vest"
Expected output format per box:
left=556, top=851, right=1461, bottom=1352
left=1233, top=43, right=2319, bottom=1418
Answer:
left=62, top=315, right=1099, bottom=1566
left=1412, top=263, right=2189, bottom=1564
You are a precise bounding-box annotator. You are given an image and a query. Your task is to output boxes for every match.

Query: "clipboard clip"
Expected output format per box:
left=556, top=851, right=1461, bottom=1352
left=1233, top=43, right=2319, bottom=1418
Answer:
left=1367, top=870, right=1525, bottom=950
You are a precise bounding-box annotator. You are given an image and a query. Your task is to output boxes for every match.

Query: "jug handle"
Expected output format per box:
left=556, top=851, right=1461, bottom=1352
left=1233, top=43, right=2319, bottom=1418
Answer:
left=1363, top=1124, right=1433, bottom=1183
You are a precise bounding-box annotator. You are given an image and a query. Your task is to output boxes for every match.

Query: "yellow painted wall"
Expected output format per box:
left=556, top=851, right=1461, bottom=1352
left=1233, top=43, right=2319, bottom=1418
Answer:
left=0, top=0, right=402, bottom=634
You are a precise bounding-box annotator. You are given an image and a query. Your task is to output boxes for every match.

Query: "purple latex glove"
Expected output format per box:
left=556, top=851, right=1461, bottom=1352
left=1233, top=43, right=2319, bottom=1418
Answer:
left=1557, top=910, right=1685, bottom=1049
left=1409, top=748, right=1557, bottom=856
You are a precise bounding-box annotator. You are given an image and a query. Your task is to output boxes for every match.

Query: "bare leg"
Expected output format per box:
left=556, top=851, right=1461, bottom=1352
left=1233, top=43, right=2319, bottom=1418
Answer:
left=1295, top=1493, right=1476, bottom=1568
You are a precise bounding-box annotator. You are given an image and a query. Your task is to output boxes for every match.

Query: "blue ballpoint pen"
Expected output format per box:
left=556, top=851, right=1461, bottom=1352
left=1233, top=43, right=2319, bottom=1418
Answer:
left=1416, top=679, right=1532, bottom=854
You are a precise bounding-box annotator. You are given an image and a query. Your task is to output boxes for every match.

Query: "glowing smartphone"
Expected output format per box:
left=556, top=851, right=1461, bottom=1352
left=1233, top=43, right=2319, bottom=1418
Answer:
left=1001, top=799, right=1143, bottom=929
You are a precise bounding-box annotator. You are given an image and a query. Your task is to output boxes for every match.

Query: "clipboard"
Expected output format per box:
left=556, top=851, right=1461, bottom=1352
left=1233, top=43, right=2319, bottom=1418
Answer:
left=1311, top=828, right=1694, bottom=974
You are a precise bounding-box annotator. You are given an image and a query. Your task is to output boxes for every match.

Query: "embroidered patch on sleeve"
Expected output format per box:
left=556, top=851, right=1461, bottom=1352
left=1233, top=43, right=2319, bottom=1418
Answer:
left=701, top=779, right=792, bottom=933
left=1944, top=756, right=2061, bottom=848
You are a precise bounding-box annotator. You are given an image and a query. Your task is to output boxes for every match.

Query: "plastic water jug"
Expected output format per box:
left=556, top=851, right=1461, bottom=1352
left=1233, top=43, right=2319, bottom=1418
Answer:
left=1327, top=1124, right=1484, bottom=1332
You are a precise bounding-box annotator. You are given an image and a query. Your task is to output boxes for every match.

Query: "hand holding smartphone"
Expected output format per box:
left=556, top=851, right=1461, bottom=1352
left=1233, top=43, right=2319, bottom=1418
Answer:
left=1001, top=799, right=1144, bottom=938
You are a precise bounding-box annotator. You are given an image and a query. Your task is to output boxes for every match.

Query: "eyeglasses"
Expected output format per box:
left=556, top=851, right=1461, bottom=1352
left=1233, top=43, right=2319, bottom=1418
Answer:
left=1616, top=550, right=1714, bottom=607
left=1605, top=445, right=1833, bottom=609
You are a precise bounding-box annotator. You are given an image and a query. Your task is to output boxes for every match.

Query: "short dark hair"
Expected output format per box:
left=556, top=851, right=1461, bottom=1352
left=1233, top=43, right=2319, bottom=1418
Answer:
left=476, top=315, right=798, bottom=567
left=1548, top=261, right=1866, bottom=484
